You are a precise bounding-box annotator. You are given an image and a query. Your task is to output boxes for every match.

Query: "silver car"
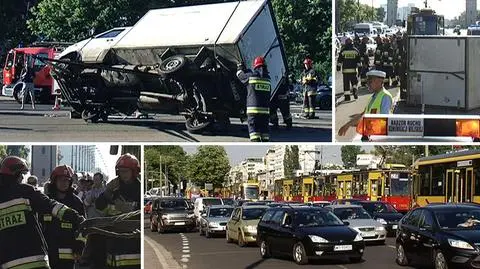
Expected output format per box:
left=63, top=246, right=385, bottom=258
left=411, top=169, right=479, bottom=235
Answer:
left=199, top=205, right=234, bottom=238
left=326, top=205, right=387, bottom=243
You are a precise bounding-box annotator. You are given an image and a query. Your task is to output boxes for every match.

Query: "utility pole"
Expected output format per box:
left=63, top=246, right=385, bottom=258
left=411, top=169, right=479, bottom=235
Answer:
left=159, top=155, right=163, bottom=197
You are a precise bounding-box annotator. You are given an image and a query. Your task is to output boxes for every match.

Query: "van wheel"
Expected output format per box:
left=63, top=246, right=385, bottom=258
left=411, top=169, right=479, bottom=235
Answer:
left=293, top=242, right=308, bottom=265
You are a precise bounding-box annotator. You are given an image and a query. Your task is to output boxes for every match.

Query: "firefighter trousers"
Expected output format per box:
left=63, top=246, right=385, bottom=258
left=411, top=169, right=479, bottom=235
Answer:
left=383, top=65, right=394, bottom=86
left=360, top=66, right=368, bottom=86
left=342, top=73, right=358, bottom=101
left=270, top=98, right=292, bottom=128
left=247, top=113, right=269, bottom=142
left=303, top=91, right=316, bottom=118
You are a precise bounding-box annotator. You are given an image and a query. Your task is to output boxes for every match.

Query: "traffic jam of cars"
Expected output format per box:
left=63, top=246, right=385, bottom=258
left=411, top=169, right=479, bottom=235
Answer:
left=146, top=195, right=480, bottom=268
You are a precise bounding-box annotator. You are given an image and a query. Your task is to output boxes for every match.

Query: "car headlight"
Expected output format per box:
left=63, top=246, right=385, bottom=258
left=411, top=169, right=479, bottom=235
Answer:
left=209, top=222, right=219, bottom=228
left=376, top=218, right=388, bottom=225
left=244, top=225, right=257, bottom=233
left=354, top=233, right=363, bottom=242
left=375, top=226, right=385, bottom=231
left=309, top=235, right=329, bottom=243
left=448, top=239, right=474, bottom=250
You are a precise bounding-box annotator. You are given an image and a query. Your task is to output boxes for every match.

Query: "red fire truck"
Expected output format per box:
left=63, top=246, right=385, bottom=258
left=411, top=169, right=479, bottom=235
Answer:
left=1, top=43, right=70, bottom=103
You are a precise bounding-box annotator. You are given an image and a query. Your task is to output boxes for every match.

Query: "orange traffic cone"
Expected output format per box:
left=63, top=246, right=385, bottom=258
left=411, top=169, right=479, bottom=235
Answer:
left=52, top=96, right=60, bottom=110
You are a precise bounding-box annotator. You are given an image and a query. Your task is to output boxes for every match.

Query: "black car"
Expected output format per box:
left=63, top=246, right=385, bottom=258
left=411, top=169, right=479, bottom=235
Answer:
left=150, top=197, right=196, bottom=233
left=396, top=204, right=480, bottom=269
left=257, top=205, right=365, bottom=265
left=331, top=199, right=362, bottom=205
left=356, top=201, right=403, bottom=235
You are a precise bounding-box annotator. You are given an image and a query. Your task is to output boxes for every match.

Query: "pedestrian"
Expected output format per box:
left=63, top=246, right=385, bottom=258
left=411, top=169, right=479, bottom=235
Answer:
left=301, top=58, right=318, bottom=119
left=20, top=58, right=36, bottom=110
left=26, top=175, right=38, bottom=189
left=337, top=38, right=361, bottom=101
left=84, top=172, right=106, bottom=218
left=41, top=165, right=86, bottom=269
left=338, top=70, right=393, bottom=136
left=270, top=75, right=293, bottom=129
left=84, top=154, right=141, bottom=269
left=236, top=56, right=271, bottom=142
left=0, top=156, right=85, bottom=269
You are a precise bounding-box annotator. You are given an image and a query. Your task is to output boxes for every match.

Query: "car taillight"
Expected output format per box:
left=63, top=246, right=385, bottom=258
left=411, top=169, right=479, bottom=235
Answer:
left=356, top=117, right=387, bottom=136
left=456, top=119, right=480, bottom=138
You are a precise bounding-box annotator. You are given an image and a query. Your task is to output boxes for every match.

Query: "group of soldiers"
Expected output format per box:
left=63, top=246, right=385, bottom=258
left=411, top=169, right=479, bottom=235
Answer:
left=337, top=32, right=408, bottom=101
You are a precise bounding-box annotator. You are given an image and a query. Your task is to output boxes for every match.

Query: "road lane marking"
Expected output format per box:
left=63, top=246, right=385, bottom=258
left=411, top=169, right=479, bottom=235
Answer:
left=336, top=265, right=348, bottom=269
left=191, top=250, right=258, bottom=256
left=182, top=255, right=191, bottom=258
left=183, top=246, right=190, bottom=249
left=183, top=249, right=190, bottom=253
left=144, top=235, right=182, bottom=269
left=181, top=258, right=189, bottom=263
left=387, top=245, right=396, bottom=249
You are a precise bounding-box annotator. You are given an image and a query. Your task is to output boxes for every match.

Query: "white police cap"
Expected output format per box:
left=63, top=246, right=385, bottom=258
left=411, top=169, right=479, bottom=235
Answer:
left=366, top=70, right=386, bottom=78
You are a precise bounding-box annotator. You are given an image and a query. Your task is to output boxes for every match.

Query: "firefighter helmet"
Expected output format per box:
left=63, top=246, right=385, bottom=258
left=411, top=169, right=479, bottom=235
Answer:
left=303, top=58, right=313, bottom=68
left=253, top=56, right=265, bottom=69
left=116, top=153, right=140, bottom=176
left=0, top=156, right=29, bottom=176
left=50, top=165, right=74, bottom=181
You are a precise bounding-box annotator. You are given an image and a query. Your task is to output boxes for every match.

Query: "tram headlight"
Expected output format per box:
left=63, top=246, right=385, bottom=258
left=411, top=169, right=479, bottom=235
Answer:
left=376, top=218, right=388, bottom=225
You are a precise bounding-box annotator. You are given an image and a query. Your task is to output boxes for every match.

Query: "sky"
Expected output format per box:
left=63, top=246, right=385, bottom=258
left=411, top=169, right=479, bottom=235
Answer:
left=360, top=0, right=470, bottom=19
left=182, top=145, right=374, bottom=166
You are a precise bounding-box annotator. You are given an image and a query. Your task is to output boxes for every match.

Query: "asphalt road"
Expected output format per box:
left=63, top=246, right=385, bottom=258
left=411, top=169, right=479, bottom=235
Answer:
left=0, top=97, right=332, bottom=142
left=144, top=218, right=416, bottom=269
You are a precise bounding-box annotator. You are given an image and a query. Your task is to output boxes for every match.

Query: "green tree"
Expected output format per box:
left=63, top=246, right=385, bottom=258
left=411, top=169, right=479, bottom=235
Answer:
left=0, top=146, right=7, bottom=160
left=144, top=146, right=187, bottom=192
left=341, top=145, right=365, bottom=168
left=186, top=146, right=230, bottom=188
left=6, top=146, right=30, bottom=159
left=338, top=0, right=378, bottom=32
left=376, top=7, right=385, bottom=22
left=283, top=146, right=300, bottom=178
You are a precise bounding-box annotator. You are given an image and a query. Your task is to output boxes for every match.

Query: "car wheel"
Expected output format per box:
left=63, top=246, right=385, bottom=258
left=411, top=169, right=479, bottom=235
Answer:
left=396, top=243, right=410, bottom=266
left=150, top=219, right=157, bottom=232
left=292, top=242, right=308, bottom=265
left=158, top=221, right=166, bottom=234
left=238, top=230, right=246, bottom=247
left=260, top=239, right=271, bottom=259
left=205, top=229, right=211, bottom=238
left=349, top=256, right=362, bottom=263
left=226, top=230, right=233, bottom=243
left=434, top=250, right=449, bottom=269
left=159, top=55, right=188, bottom=75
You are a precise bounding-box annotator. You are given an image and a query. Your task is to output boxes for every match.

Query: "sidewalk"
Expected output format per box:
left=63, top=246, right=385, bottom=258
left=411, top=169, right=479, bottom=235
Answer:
left=144, top=235, right=182, bottom=269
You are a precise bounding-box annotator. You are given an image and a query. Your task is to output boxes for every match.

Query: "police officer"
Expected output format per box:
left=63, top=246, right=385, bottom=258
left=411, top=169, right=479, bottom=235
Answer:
left=359, top=36, right=370, bottom=87
left=0, top=156, right=85, bottom=269
left=42, top=165, right=85, bottom=269
left=301, top=58, right=318, bottom=118
left=85, top=153, right=141, bottom=269
left=337, top=38, right=361, bottom=101
left=270, top=75, right=293, bottom=129
left=237, top=57, right=271, bottom=141
left=338, top=70, right=393, bottom=137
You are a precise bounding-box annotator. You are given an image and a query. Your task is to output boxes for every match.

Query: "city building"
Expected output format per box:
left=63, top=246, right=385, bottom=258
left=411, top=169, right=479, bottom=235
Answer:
left=58, top=145, right=96, bottom=173
left=466, top=0, right=478, bottom=26
left=387, top=0, right=398, bottom=26
left=299, top=145, right=322, bottom=175
left=31, top=146, right=57, bottom=185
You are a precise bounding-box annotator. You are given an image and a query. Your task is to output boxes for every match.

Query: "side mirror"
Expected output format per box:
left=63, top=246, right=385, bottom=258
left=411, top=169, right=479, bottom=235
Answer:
left=343, top=221, right=350, bottom=226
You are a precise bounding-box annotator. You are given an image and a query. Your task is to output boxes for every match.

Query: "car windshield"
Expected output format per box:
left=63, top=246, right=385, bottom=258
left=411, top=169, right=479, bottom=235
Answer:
left=390, top=173, right=410, bottom=195
left=242, top=208, right=266, bottom=220
left=222, top=199, right=234, bottom=206
left=295, top=210, right=344, bottom=227
left=334, top=207, right=372, bottom=220
left=364, top=203, right=398, bottom=214
left=160, top=200, right=188, bottom=209
left=208, top=208, right=233, bottom=218
left=203, top=199, right=222, bottom=206
left=245, top=187, right=259, bottom=200
left=435, top=210, right=480, bottom=230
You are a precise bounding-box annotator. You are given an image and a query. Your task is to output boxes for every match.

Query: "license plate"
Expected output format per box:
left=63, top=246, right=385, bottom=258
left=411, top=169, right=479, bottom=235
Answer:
left=174, top=222, right=185, bottom=226
left=392, top=225, right=398, bottom=229
left=361, top=232, right=375, bottom=237
left=387, top=118, right=424, bottom=137
left=334, top=245, right=352, bottom=251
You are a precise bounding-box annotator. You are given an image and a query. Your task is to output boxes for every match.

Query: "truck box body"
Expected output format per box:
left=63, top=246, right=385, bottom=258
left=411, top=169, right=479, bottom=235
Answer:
left=111, top=0, right=287, bottom=92
left=407, top=36, right=480, bottom=110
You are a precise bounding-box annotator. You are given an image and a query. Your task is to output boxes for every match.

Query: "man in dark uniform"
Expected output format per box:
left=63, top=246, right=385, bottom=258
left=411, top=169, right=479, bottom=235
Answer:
left=237, top=56, right=271, bottom=141
left=337, top=38, right=361, bottom=101
left=358, top=36, right=370, bottom=87
left=42, top=165, right=85, bottom=269
left=374, top=36, right=384, bottom=71
left=0, top=156, right=84, bottom=269
left=382, top=37, right=395, bottom=87
left=301, top=58, right=318, bottom=118
left=270, top=75, right=292, bottom=129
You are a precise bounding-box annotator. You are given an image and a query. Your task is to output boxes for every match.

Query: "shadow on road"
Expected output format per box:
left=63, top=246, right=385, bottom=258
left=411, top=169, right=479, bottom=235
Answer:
left=245, top=256, right=366, bottom=268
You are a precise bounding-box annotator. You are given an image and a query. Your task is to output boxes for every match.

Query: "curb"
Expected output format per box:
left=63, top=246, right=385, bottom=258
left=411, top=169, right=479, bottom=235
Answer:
left=0, top=110, right=71, bottom=117
left=144, top=235, right=182, bottom=269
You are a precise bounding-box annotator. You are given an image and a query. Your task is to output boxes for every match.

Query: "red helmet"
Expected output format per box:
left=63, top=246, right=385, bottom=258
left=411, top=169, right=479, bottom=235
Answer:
left=253, top=56, right=265, bottom=69
left=116, top=154, right=140, bottom=176
left=50, top=165, right=74, bottom=182
left=304, top=58, right=313, bottom=67
left=0, top=156, right=29, bottom=176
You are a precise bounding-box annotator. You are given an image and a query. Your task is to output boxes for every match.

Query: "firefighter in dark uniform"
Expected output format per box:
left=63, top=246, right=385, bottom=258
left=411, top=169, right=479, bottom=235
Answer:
left=353, top=33, right=361, bottom=49
left=301, top=58, right=318, bottom=118
left=0, top=156, right=85, bottom=269
left=374, top=36, right=383, bottom=71
left=84, top=153, right=141, bottom=269
left=236, top=56, right=271, bottom=141
left=359, top=36, right=370, bottom=87
left=382, top=37, right=395, bottom=87
left=41, top=165, right=85, bottom=269
left=270, top=75, right=293, bottom=129
left=391, top=35, right=399, bottom=87
left=337, top=38, right=361, bottom=101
